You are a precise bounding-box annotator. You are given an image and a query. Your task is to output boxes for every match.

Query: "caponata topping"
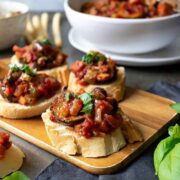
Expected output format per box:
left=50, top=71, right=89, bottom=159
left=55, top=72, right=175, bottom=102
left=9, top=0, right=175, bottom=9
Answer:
left=0, top=66, right=61, bottom=105
left=50, top=88, right=122, bottom=138
left=0, top=132, right=12, bottom=160
left=70, top=51, right=116, bottom=85
left=82, top=0, right=175, bottom=19
left=12, top=39, right=67, bottom=70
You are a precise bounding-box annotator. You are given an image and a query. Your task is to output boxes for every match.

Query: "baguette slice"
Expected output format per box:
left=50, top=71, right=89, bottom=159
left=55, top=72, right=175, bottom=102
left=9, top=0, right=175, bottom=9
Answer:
left=120, top=111, right=143, bottom=143
left=42, top=109, right=126, bottom=158
left=68, top=67, right=125, bottom=101
left=0, top=144, right=25, bottom=178
left=0, top=90, right=61, bottom=119
left=11, top=55, right=69, bottom=86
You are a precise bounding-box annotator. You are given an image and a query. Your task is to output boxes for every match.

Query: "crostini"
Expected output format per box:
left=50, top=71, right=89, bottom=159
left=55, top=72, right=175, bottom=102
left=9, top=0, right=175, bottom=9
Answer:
left=11, top=39, right=69, bottom=86
left=0, top=131, right=25, bottom=178
left=68, top=51, right=125, bottom=101
left=42, top=88, right=142, bottom=158
left=0, top=64, right=61, bottom=119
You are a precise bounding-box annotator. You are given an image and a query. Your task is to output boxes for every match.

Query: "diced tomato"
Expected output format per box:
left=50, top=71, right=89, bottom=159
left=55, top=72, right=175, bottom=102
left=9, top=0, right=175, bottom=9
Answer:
left=157, top=2, right=173, bottom=17
left=77, top=79, right=88, bottom=86
left=37, top=85, right=48, bottom=96
left=95, top=100, right=113, bottom=113
left=104, top=114, right=121, bottom=128
left=77, top=66, right=88, bottom=79
left=0, top=132, right=8, bottom=144
left=59, top=102, right=70, bottom=118
left=50, top=115, right=58, bottom=123
left=14, top=83, right=29, bottom=97
left=4, top=87, right=14, bottom=96
left=99, top=65, right=109, bottom=73
left=129, top=0, right=144, bottom=5
left=69, top=99, right=83, bottom=116
left=44, top=78, right=53, bottom=87
left=99, top=121, right=110, bottom=133
left=110, top=1, right=117, bottom=11
left=80, top=118, right=95, bottom=138
left=0, top=132, right=11, bottom=160
left=70, top=61, right=86, bottom=73
left=119, top=2, right=145, bottom=18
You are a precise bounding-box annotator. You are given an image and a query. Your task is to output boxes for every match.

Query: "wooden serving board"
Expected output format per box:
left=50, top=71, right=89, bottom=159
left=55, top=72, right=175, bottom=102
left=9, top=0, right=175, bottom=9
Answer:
left=0, top=59, right=178, bottom=174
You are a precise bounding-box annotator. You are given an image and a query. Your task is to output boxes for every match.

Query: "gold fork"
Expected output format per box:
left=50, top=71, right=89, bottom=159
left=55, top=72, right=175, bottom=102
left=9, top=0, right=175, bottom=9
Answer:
left=24, top=13, right=62, bottom=48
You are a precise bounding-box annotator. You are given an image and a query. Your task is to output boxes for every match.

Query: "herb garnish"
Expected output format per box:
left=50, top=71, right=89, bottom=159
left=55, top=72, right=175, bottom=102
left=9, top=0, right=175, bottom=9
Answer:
left=3, top=171, right=30, bottom=180
left=170, top=103, right=180, bottom=113
left=154, top=124, right=180, bottom=180
left=9, top=64, right=36, bottom=76
left=78, top=93, right=93, bottom=114
left=38, top=39, right=51, bottom=46
left=65, top=92, right=71, bottom=102
left=82, top=51, right=107, bottom=64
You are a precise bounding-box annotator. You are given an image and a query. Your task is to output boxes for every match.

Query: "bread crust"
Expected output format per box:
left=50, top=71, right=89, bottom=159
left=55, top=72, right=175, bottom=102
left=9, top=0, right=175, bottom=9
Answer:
left=42, top=109, right=126, bottom=158
left=68, top=67, right=125, bottom=101
left=0, top=90, right=61, bottom=119
left=0, top=144, right=25, bottom=178
left=11, top=55, right=69, bottom=86
left=120, top=111, right=143, bottom=143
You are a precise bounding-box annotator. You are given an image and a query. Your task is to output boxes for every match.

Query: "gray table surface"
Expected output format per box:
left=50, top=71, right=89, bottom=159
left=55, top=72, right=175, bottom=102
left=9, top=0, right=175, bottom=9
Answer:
left=0, top=12, right=180, bottom=180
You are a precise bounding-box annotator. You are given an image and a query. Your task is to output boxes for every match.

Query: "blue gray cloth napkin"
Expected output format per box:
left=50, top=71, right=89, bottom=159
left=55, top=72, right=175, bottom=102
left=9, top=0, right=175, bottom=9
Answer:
left=36, top=81, right=180, bottom=180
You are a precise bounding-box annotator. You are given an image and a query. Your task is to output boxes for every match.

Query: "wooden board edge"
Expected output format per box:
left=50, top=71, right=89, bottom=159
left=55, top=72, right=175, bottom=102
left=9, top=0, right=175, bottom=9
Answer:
left=125, top=87, right=176, bottom=104
left=88, top=113, right=179, bottom=174
left=0, top=113, right=179, bottom=175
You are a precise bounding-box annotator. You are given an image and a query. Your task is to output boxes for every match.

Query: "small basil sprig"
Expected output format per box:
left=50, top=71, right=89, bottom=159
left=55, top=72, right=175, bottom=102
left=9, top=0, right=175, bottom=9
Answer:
left=9, top=64, right=36, bottom=76
left=78, top=93, right=93, bottom=114
left=82, top=51, right=107, bottom=64
left=170, top=103, right=180, bottom=113
left=38, top=39, right=51, bottom=46
left=154, top=124, right=180, bottom=180
left=65, top=92, right=71, bottom=102
left=3, top=171, right=30, bottom=180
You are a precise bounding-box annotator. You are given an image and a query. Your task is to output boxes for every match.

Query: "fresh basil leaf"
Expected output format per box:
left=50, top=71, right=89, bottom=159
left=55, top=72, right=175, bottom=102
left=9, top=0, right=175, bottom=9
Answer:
left=170, top=103, right=180, bottom=113
left=82, top=54, right=94, bottom=64
left=3, top=171, right=30, bottom=180
left=94, top=53, right=107, bottom=61
left=65, top=92, right=71, bottom=102
left=78, top=93, right=93, bottom=114
left=9, top=64, right=20, bottom=72
left=168, top=124, right=180, bottom=138
left=9, top=64, right=36, bottom=76
left=154, top=136, right=180, bottom=175
left=39, top=39, right=51, bottom=46
left=82, top=51, right=107, bottom=64
left=20, top=65, right=36, bottom=76
left=81, top=103, right=93, bottom=114
left=158, top=143, right=180, bottom=180
left=78, top=93, right=92, bottom=105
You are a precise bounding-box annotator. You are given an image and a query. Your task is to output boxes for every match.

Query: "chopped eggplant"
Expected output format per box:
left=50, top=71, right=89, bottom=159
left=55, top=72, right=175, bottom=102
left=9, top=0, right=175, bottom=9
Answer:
left=91, top=87, right=107, bottom=100
left=83, top=68, right=98, bottom=84
left=52, top=113, right=85, bottom=126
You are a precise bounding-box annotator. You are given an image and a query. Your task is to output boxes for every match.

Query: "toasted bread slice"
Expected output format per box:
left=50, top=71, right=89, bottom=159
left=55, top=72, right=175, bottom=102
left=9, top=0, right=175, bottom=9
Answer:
left=68, top=67, right=125, bottom=101
left=120, top=111, right=143, bottom=143
left=0, top=90, right=61, bottom=119
left=0, top=144, right=25, bottom=178
left=11, top=55, right=69, bottom=86
left=42, top=109, right=126, bottom=158
left=39, top=65, right=69, bottom=86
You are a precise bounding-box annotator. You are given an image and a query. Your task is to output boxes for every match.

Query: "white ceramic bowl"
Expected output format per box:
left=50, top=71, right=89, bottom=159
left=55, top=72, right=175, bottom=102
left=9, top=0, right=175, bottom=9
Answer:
left=0, top=1, right=28, bottom=50
left=65, top=0, right=180, bottom=54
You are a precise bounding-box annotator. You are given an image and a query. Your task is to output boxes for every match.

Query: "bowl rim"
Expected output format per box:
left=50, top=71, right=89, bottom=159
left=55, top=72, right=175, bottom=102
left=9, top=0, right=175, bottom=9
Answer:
left=64, top=0, right=180, bottom=24
left=0, top=0, right=29, bottom=21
